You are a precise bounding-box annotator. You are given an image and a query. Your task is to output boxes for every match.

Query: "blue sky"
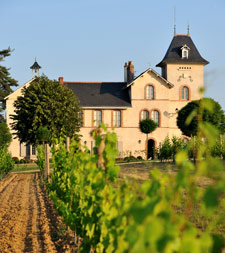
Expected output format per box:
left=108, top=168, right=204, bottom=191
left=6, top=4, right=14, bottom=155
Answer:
left=1, top=0, right=225, bottom=109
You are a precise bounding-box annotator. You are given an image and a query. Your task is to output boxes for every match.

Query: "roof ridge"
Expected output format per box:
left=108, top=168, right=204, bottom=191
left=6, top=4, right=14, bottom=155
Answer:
left=64, top=81, right=126, bottom=84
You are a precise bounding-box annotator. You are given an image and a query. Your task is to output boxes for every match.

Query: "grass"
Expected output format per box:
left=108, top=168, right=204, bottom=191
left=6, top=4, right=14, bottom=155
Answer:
left=12, top=163, right=53, bottom=172
left=118, top=160, right=225, bottom=235
left=12, top=163, right=39, bottom=172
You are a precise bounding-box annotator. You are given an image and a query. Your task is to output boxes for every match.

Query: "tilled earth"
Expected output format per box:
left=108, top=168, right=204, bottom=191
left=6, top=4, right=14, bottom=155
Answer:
left=0, top=173, right=76, bottom=253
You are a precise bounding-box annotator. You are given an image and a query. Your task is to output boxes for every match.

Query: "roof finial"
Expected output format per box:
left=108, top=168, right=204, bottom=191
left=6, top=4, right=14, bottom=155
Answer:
left=187, top=23, right=190, bottom=36
left=174, top=5, right=176, bottom=36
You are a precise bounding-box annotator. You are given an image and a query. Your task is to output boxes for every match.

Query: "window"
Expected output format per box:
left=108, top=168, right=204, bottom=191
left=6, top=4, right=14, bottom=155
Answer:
left=181, top=86, right=189, bottom=100
left=79, top=111, right=83, bottom=127
left=93, top=110, right=102, bottom=127
left=146, top=85, right=154, bottom=99
left=151, top=110, right=159, bottom=126
left=141, top=110, right=149, bottom=120
left=183, top=49, right=188, bottom=58
left=181, top=44, right=190, bottom=59
left=113, top=110, right=121, bottom=127
left=32, top=145, right=36, bottom=156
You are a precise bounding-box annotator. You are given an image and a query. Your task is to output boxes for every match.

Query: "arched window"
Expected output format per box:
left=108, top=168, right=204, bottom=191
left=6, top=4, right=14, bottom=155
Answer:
left=146, top=85, right=154, bottom=99
left=181, top=86, right=189, bottom=100
left=113, top=110, right=121, bottom=127
left=141, top=110, right=149, bottom=120
left=151, top=110, right=159, bottom=126
left=93, top=110, right=102, bottom=127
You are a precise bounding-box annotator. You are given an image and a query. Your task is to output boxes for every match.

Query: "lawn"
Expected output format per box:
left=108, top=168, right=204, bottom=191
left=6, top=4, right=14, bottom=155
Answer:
left=12, top=163, right=39, bottom=172
left=119, top=161, right=225, bottom=236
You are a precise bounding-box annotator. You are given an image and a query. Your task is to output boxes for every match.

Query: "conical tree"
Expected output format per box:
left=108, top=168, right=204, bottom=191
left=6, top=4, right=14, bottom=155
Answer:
left=0, top=48, right=18, bottom=113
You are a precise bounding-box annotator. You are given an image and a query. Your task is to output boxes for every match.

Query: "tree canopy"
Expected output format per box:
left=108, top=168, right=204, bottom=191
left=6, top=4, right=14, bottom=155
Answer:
left=0, top=121, right=12, bottom=148
left=139, top=118, right=157, bottom=135
left=177, top=98, right=225, bottom=137
left=0, top=48, right=18, bottom=113
left=11, top=75, right=81, bottom=145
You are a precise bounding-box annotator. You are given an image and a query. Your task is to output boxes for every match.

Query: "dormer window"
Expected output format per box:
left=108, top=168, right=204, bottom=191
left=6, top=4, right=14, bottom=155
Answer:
left=181, top=44, right=190, bottom=59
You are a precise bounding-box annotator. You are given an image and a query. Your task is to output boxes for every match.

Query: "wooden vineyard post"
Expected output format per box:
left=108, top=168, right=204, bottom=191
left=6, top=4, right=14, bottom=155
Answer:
left=44, top=143, right=50, bottom=180
left=220, top=134, right=223, bottom=159
left=66, top=137, right=70, bottom=151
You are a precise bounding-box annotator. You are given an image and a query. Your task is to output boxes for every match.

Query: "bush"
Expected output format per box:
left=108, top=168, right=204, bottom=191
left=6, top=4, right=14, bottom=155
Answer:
left=137, top=156, right=143, bottom=160
left=19, top=159, right=26, bottom=164
left=156, top=136, right=172, bottom=162
left=123, top=156, right=137, bottom=162
left=12, top=157, right=20, bottom=164
left=211, top=136, right=225, bottom=159
left=0, top=147, right=14, bottom=177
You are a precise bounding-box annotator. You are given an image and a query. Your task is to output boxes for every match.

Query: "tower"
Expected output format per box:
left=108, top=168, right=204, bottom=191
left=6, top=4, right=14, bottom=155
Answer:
left=30, top=58, right=41, bottom=78
left=156, top=29, right=209, bottom=134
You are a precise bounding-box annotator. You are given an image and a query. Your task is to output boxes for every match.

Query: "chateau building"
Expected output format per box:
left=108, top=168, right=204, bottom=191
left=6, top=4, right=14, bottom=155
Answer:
left=5, top=31, right=208, bottom=159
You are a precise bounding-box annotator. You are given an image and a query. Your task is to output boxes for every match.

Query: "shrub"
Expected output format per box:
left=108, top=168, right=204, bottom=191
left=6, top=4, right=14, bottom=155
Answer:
left=12, top=157, right=20, bottom=164
left=19, top=159, right=26, bottom=164
left=156, top=136, right=172, bottom=162
left=0, top=147, right=14, bottom=177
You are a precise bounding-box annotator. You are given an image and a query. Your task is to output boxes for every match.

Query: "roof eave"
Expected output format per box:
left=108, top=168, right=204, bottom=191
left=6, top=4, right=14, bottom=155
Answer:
left=4, top=78, right=36, bottom=100
left=81, top=106, right=131, bottom=109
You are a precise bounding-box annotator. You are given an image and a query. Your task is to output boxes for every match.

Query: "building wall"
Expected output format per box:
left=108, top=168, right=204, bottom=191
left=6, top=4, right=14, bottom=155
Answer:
left=6, top=80, right=37, bottom=159
left=6, top=63, right=205, bottom=159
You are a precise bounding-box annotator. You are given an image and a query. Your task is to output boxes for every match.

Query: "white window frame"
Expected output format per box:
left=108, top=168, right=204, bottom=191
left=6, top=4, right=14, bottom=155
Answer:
left=113, top=110, right=121, bottom=127
left=93, top=110, right=102, bottom=127
left=146, top=85, right=154, bottom=99
left=79, top=111, right=83, bottom=127
left=151, top=110, right=159, bottom=126
left=141, top=110, right=149, bottom=120
left=181, top=86, right=189, bottom=100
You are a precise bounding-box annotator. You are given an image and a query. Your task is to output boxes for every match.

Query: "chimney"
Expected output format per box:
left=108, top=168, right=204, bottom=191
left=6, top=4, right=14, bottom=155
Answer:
left=58, top=77, right=64, bottom=84
left=127, top=61, right=134, bottom=83
left=124, top=62, right=128, bottom=82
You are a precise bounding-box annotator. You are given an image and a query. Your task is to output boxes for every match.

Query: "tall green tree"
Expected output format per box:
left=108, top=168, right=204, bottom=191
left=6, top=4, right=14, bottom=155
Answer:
left=10, top=75, right=81, bottom=145
left=0, top=121, right=12, bottom=148
left=0, top=48, right=18, bottom=113
left=177, top=98, right=225, bottom=137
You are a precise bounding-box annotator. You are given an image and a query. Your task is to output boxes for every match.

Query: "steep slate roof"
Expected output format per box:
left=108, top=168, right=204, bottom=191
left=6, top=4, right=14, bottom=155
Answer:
left=30, top=61, right=41, bottom=69
left=156, top=35, right=209, bottom=67
left=64, top=82, right=131, bottom=108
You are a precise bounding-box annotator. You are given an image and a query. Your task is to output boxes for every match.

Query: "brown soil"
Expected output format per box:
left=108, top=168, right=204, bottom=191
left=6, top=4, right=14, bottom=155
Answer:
left=0, top=173, right=76, bottom=253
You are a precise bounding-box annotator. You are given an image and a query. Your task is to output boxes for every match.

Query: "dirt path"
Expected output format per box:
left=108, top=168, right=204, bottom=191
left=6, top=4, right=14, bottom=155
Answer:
left=0, top=173, right=75, bottom=253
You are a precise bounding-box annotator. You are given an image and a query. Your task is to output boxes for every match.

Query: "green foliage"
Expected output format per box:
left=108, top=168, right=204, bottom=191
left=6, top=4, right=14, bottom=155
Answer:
left=47, top=101, right=225, bottom=252
left=10, top=75, right=81, bottom=145
left=156, top=136, right=172, bottom=162
left=0, top=147, right=14, bottom=178
left=0, top=121, right=12, bottom=148
left=139, top=118, right=157, bottom=134
left=0, top=48, right=18, bottom=112
left=155, top=136, right=187, bottom=162
left=37, top=145, right=45, bottom=177
left=211, top=137, right=225, bottom=159
left=37, top=126, right=50, bottom=144
left=177, top=98, right=225, bottom=137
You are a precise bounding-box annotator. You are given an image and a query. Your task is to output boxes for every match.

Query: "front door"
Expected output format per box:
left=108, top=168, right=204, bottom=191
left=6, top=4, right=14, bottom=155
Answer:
left=147, top=139, right=155, bottom=160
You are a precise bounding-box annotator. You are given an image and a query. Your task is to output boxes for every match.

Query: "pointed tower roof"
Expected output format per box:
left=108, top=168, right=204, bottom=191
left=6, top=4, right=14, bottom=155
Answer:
left=156, top=34, right=209, bottom=67
left=30, top=59, right=42, bottom=70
